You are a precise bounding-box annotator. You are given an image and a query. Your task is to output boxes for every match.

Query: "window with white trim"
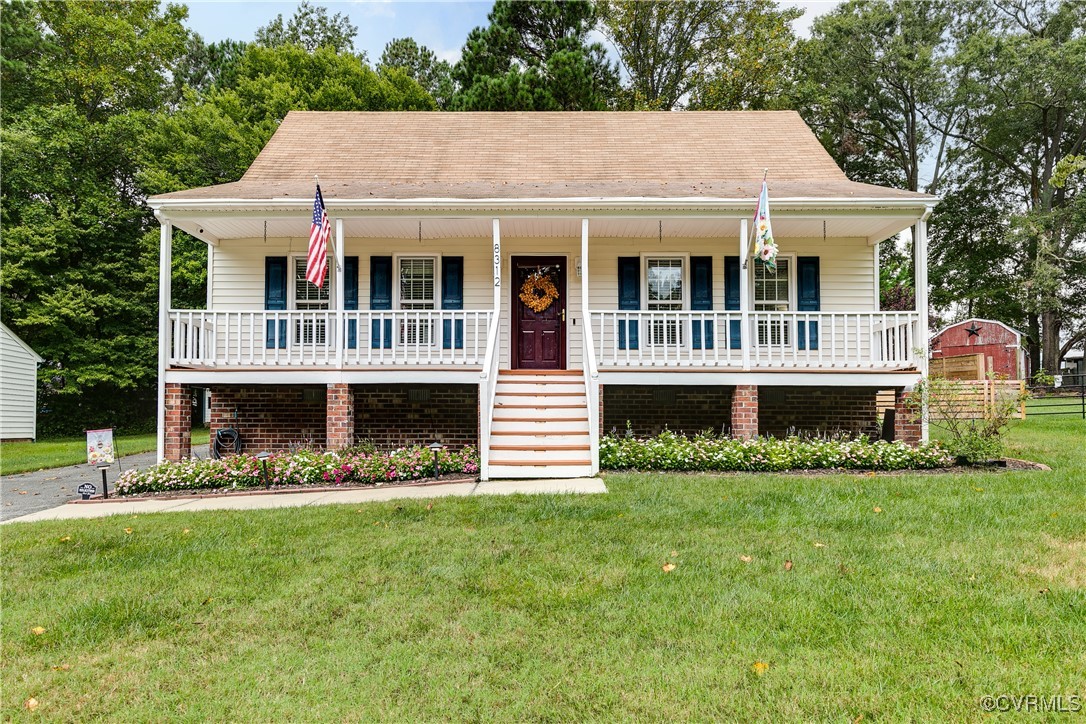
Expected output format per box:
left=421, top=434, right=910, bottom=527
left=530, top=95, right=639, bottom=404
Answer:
left=753, top=257, right=791, bottom=345
left=398, top=257, right=436, bottom=345
left=292, top=257, right=330, bottom=344
left=646, top=257, right=684, bottom=345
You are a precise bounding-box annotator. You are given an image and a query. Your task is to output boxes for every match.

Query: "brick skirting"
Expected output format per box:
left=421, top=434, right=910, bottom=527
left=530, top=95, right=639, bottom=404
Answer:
left=602, top=385, right=736, bottom=437
left=758, top=386, right=880, bottom=438
left=354, top=384, right=478, bottom=450
left=209, top=385, right=328, bottom=453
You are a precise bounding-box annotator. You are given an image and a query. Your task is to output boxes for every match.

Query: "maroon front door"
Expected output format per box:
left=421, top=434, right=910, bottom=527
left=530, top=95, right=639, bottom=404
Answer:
left=512, top=257, right=566, bottom=370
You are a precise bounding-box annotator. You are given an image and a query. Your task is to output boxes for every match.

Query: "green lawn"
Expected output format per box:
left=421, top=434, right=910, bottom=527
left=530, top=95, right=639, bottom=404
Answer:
left=0, top=428, right=209, bottom=476
left=3, top=415, right=1084, bottom=720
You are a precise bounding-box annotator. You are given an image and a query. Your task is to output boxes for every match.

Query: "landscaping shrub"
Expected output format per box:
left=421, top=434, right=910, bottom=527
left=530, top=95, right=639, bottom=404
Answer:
left=600, top=430, right=952, bottom=472
left=905, top=376, right=1027, bottom=464
left=114, top=445, right=480, bottom=496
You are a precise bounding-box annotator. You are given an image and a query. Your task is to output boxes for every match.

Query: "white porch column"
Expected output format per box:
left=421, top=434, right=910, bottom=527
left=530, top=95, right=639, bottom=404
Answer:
left=480, top=218, right=502, bottom=482
left=156, top=216, right=173, bottom=462
left=739, top=217, right=750, bottom=371
left=335, top=217, right=345, bottom=369
left=492, top=218, right=502, bottom=311
left=915, top=213, right=931, bottom=441
left=582, top=218, right=600, bottom=474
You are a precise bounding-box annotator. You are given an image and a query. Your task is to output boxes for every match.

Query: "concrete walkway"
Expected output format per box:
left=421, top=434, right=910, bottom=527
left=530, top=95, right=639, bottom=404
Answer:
left=3, top=478, right=608, bottom=524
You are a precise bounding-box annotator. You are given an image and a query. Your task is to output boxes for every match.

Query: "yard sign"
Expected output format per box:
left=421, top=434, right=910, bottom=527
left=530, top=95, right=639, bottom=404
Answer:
left=86, top=428, right=115, bottom=466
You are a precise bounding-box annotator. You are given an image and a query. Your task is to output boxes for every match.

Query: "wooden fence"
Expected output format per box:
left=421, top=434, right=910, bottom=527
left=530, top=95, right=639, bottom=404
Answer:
left=929, top=379, right=1026, bottom=420
left=930, top=353, right=986, bottom=380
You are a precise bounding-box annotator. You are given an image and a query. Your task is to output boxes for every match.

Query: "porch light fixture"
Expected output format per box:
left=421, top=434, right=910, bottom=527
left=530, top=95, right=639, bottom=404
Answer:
left=256, top=450, right=271, bottom=489
left=428, top=441, right=443, bottom=479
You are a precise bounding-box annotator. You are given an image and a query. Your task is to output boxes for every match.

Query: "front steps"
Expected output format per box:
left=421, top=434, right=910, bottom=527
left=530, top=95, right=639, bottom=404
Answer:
left=487, top=370, right=594, bottom=478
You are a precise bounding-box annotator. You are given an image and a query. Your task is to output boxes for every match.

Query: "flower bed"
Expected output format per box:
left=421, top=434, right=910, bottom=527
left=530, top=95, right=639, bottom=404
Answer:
left=600, top=430, right=953, bottom=472
left=114, top=446, right=480, bottom=497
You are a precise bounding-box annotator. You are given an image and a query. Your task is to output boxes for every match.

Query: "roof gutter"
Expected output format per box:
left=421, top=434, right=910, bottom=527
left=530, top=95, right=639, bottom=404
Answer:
left=149, top=195, right=938, bottom=216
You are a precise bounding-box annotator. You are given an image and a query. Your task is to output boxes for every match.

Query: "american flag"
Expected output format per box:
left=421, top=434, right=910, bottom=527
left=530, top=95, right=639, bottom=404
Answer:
left=306, top=185, right=330, bottom=287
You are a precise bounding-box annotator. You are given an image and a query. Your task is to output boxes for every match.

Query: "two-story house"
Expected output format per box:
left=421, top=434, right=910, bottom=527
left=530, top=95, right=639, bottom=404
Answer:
left=149, top=111, right=936, bottom=479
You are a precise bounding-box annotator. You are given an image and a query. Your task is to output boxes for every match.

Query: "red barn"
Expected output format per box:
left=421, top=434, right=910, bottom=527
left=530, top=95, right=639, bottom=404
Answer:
left=930, top=318, right=1025, bottom=380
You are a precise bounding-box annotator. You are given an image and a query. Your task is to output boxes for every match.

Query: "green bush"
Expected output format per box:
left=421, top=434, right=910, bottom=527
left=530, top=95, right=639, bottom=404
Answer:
left=600, top=430, right=952, bottom=472
left=115, top=445, right=479, bottom=496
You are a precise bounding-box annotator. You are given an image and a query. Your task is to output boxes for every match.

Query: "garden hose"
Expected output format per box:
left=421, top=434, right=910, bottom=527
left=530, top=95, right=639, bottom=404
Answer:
left=211, top=427, right=242, bottom=459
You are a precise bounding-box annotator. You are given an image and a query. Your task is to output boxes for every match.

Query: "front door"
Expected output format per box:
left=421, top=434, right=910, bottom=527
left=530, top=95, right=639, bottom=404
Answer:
left=512, top=256, right=566, bottom=370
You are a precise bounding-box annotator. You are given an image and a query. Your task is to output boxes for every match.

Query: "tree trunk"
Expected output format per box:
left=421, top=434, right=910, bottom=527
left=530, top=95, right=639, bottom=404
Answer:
left=1041, top=310, right=1062, bottom=376
left=1027, top=313, right=1041, bottom=379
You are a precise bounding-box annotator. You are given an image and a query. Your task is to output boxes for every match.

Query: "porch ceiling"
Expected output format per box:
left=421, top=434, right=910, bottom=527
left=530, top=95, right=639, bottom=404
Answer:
left=174, top=214, right=918, bottom=246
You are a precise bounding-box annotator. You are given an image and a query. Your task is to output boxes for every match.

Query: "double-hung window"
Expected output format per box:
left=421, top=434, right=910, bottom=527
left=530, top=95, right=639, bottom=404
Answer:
left=646, top=257, right=684, bottom=346
left=753, top=257, right=791, bottom=345
left=397, top=256, right=436, bottom=345
left=292, top=256, right=330, bottom=345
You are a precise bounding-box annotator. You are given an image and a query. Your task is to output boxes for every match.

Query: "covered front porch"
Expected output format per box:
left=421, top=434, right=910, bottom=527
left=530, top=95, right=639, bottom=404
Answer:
left=153, top=205, right=932, bottom=468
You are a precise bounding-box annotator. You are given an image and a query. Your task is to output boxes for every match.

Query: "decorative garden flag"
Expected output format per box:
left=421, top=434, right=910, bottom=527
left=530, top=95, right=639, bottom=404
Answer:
left=306, top=184, right=330, bottom=287
left=86, top=428, right=115, bottom=466
left=752, top=181, right=778, bottom=271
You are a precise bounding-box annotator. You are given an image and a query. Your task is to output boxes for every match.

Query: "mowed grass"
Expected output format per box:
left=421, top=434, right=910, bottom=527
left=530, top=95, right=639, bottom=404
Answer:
left=0, top=428, right=209, bottom=476
left=2, top=416, right=1084, bottom=721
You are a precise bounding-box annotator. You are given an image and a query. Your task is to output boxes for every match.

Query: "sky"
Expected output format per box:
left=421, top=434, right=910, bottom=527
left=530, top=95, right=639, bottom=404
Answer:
left=182, top=1, right=842, bottom=65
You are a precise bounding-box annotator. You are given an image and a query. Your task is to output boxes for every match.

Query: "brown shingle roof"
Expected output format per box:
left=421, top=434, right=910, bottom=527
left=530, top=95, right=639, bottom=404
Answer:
left=151, top=111, right=935, bottom=203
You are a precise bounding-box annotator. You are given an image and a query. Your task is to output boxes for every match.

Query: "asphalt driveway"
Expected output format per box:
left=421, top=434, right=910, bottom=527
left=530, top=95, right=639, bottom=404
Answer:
left=1, top=445, right=209, bottom=522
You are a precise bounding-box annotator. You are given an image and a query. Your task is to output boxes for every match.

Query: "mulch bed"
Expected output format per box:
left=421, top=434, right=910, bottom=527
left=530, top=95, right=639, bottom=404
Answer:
left=75, top=474, right=480, bottom=503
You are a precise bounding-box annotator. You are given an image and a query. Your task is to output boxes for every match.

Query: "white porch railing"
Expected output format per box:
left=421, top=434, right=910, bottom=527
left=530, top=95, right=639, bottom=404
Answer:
left=590, top=311, right=920, bottom=369
left=167, top=310, right=493, bottom=367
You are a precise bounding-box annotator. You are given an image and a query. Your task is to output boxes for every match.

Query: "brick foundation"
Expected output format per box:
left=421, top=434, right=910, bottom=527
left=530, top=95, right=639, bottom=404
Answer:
left=353, top=384, right=478, bottom=450
left=326, top=383, right=354, bottom=450
left=209, top=385, right=327, bottom=453
left=731, top=385, right=759, bottom=440
left=758, top=386, right=879, bottom=439
left=164, top=382, right=192, bottom=462
left=893, top=388, right=921, bottom=445
left=602, top=385, right=735, bottom=437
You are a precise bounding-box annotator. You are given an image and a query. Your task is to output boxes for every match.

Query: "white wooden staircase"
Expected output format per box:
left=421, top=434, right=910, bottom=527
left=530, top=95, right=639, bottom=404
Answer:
left=486, top=370, right=594, bottom=478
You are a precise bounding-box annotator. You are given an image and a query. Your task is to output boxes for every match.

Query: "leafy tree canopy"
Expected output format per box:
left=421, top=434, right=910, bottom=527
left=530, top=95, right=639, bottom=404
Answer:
left=451, top=0, right=618, bottom=111
left=378, top=37, right=454, bottom=109
left=254, top=0, right=359, bottom=56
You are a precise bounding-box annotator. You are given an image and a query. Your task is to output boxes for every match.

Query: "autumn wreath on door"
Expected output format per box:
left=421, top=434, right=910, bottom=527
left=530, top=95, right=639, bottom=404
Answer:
left=519, top=270, right=559, bottom=313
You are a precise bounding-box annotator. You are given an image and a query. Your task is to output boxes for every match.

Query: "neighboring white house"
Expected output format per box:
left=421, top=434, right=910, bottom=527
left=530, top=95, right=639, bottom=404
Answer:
left=149, top=111, right=938, bottom=476
left=0, top=322, right=42, bottom=441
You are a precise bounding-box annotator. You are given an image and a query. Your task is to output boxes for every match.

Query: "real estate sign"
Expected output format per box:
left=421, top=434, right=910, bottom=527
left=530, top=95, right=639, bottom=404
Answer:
left=86, top=428, right=115, bottom=466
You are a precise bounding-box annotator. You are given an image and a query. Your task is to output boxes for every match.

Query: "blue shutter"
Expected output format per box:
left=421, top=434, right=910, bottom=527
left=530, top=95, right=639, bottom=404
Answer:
left=691, top=256, right=714, bottom=350
left=724, top=256, right=742, bottom=350
left=370, top=256, right=392, bottom=349
left=344, top=256, right=359, bottom=349
left=441, top=256, right=464, bottom=350
left=264, top=256, right=287, bottom=349
left=617, top=257, right=640, bottom=350
left=797, top=256, right=820, bottom=350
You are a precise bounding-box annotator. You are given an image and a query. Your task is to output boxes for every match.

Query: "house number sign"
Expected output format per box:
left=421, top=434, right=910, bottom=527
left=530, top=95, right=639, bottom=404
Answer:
left=493, top=242, right=501, bottom=287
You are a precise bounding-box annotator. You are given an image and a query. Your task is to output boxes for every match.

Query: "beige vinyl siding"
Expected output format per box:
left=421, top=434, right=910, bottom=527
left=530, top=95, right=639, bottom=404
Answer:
left=587, top=237, right=875, bottom=312
left=206, top=235, right=874, bottom=370
left=0, top=324, right=41, bottom=440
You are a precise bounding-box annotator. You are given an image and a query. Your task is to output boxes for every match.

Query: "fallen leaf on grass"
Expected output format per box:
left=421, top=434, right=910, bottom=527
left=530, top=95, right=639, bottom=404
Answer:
left=52, top=663, right=70, bottom=671
left=58, top=536, right=71, bottom=542
left=25, top=698, right=39, bottom=711
left=784, top=560, right=793, bottom=571
left=182, top=529, right=191, bottom=535
left=662, top=563, right=676, bottom=573
left=670, top=550, right=678, bottom=558
left=973, top=487, right=984, bottom=492
left=739, top=555, right=753, bottom=563
left=751, top=661, right=769, bottom=676
left=813, top=542, right=826, bottom=548
left=31, top=626, right=46, bottom=636
left=124, top=528, right=133, bottom=535
left=1039, top=587, right=1050, bottom=595
left=873, top=507, right=883, bottom=513
left=426, top=502, right=434, bottom=511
